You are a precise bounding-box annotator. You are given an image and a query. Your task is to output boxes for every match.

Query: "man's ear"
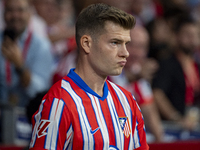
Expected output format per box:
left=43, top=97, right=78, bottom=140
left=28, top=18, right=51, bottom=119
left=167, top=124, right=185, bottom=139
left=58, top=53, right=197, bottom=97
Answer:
left=80, top=35, right=92, bottom=54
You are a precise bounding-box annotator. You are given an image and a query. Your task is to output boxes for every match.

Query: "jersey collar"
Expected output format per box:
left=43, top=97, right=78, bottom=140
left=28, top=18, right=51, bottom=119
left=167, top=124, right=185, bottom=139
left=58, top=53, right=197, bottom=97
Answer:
left=67, top=68, right=108, bottom=100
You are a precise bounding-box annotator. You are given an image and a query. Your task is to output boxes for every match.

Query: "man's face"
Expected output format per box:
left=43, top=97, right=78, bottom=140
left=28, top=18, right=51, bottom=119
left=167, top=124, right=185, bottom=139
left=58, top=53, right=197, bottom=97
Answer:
left=88, top=21, right=131, bottom=77
left=4, top=0, right=30, bottom=35
left=177, top=24, right=200, bottom=54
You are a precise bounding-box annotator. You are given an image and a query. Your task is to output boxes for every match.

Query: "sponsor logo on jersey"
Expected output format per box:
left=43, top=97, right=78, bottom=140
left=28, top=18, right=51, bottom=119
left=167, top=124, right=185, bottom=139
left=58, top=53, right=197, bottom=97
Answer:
left=90, top=127, right=100, bottom=135
left=119, top=117, right=131, bottom=138
left=37, top=120, right=52, bottom=138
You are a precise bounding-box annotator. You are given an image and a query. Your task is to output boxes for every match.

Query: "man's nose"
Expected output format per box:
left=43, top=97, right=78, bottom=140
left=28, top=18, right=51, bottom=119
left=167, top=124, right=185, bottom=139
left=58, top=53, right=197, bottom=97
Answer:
left=120, top=44, right=129, bottom=58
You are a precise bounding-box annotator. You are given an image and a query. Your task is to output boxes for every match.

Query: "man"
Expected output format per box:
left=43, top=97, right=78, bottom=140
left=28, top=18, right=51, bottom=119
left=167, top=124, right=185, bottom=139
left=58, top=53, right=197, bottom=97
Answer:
left=29, top=3, right=149, bottom=150
left=152, top=15, right=200, bottom=129
left=0, top=0, right=53, bottom=106
left=110, top=25, right=163, bottom=142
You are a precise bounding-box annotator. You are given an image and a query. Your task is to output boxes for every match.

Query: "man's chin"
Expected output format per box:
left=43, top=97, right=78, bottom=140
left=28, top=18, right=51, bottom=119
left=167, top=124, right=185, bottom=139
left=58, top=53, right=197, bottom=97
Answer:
left=110, top=70, right=123, bottom=76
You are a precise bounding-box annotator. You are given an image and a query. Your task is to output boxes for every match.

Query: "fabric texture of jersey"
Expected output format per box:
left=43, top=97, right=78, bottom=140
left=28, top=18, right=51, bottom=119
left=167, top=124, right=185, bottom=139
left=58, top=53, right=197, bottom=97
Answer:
left=29, top=68, right=149, bottom=150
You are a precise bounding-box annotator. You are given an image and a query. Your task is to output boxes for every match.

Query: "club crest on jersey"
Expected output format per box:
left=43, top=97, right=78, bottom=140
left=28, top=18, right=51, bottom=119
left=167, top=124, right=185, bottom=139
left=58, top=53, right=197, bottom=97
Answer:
left=119, top=117, right=131, bottom=138
left=37, top=120, right=52, bottom=138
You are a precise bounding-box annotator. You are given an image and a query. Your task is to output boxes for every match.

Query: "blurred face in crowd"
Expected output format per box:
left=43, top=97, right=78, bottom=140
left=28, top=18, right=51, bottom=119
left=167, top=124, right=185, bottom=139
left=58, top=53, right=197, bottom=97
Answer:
left=152, top=18, right=172, bottom=44
left=125, top=26, right=149, bottom=70
left=177, top=23, right=200, bottom=54
left=4, top=0, right=30, bottom=35
left=32, top=0, right=60, bottom=25
left=131, top=0, right=145, bottom=15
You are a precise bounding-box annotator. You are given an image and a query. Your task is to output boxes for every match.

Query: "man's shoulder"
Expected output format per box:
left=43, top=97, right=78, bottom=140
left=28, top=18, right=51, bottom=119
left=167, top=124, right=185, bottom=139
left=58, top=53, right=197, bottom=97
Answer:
left=107, top=80, right=133, bottom=96
left=47, top=76, right=75, bottom=97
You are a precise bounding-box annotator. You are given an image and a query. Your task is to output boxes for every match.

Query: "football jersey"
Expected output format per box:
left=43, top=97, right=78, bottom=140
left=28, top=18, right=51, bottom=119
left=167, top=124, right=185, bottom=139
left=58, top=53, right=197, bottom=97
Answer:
left=29, top=69, right=149, bottom=150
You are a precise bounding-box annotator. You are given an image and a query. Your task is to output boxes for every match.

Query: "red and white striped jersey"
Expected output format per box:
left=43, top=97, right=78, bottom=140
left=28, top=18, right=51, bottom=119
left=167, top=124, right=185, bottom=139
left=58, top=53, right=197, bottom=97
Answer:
left=29, top=69, right=149, bottom=150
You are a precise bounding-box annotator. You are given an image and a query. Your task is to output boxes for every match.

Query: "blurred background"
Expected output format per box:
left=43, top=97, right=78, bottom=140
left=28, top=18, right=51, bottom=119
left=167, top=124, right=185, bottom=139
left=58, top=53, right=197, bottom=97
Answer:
left=0, top=0, right=200, bottom=149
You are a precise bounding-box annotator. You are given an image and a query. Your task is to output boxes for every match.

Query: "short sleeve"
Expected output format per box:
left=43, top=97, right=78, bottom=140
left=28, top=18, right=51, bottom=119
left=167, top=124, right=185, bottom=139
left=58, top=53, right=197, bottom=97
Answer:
left=29, top=94, right=72, bottom=150
left=133, top=101, right=149, bottom=150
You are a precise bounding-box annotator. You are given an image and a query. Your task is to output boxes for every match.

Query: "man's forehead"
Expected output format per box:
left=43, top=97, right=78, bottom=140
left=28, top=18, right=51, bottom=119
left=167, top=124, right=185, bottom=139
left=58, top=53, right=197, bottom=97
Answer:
left=103, top=23, right=131, bottom=40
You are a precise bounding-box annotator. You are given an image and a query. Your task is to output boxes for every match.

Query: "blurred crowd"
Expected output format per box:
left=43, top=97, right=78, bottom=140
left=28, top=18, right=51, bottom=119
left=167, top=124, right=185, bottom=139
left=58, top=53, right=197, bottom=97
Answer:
left=0, top=0, right=200, bottom=144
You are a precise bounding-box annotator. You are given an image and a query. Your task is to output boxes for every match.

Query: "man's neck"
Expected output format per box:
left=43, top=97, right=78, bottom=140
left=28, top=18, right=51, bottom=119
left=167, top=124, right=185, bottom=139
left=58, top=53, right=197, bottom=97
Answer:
left=74, top=64, right=106, bottom=97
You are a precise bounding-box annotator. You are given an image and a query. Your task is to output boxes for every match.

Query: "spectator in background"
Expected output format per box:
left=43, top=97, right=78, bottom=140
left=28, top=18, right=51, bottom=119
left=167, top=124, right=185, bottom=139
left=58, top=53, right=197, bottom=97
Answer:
left=0, top=0, right=53, bottom=107
left=0, top=0, right=4, bottom=31
left=98, top=0, right=146, bottom=25
left=146, top=18, right=174, bottom=61
left=152, top=15, right=200, bottom=130
left=32, top=0, right=75, bottom=60
left=29, top=0, right=48, bottom=39
left=32, top=0, right=77, bottom=83
left=72, top=0, right=98, bottom=18
left=130, top=0, right=161, bottom=26
left=110, top=25, right=163, bottom=142
left=189, top=0, right=200, bottom=68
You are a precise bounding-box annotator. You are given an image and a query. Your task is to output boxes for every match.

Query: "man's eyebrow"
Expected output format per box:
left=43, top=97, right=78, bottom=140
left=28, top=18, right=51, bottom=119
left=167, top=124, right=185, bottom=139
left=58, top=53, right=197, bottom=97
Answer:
left=111, top=38, right=130, bottom=43
left=111, top=38, right=122, bottom=41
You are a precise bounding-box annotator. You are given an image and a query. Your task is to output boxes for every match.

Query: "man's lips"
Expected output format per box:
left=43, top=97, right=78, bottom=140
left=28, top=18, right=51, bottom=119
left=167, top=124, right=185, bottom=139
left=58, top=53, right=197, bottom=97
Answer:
left=118, top=60, right=127, bottom=66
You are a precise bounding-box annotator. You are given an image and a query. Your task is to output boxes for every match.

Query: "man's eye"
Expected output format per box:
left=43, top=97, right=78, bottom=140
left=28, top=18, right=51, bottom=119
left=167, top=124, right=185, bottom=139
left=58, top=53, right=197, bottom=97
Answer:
left=112, top=42, right=118, bottom=45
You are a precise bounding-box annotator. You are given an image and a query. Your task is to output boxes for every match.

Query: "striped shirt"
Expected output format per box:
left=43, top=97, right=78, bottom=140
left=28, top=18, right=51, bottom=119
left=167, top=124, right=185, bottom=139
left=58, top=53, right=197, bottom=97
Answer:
left=29, top=69, right=149, bottom=150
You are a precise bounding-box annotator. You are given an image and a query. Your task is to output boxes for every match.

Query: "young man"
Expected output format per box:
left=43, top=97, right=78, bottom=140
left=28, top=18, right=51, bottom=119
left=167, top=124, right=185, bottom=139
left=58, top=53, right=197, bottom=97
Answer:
left=29, top=3, right=149, bottom=150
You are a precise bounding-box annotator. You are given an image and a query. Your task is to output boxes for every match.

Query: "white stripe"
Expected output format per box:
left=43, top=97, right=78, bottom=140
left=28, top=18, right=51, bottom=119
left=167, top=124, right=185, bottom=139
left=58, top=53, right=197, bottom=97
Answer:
left=29, top=99, right=46, bottom=148
left=44, top=98, right=59, bottom=149
left=51, top=99, right=64, bottom=149
left=88, top=93, right=110, bottom=150
left=63, top=124, right=74, bottom=150
left=62, top=80, right=93, bottom=150
left=107, top=92, right=124, bottom=149
left=66, top=140, right=73, bottom=150
left=133, top=121, right=140, bottom=149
